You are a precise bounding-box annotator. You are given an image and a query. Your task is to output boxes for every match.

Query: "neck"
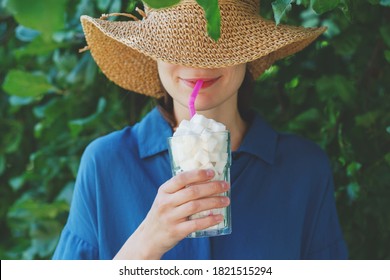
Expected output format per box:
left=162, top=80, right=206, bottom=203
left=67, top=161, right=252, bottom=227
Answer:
left=172, top=97, right=247, bottom=151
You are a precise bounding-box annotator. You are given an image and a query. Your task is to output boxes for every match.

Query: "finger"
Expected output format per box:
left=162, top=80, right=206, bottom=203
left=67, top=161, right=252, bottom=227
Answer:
left=172, top=195, right=230, bottom=219
left=176, top=214, right=224, bottom=236
left=171, top=181, right=229, bottom=206
left=160, top=169, right=215, bottom=194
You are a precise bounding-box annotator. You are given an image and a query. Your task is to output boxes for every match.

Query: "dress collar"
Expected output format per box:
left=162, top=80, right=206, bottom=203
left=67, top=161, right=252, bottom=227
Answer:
left=137, top=107, right=173, bottom=159
left=235, top=112, right=278, bottom=165
left=137, top=108, right=278, bottom=164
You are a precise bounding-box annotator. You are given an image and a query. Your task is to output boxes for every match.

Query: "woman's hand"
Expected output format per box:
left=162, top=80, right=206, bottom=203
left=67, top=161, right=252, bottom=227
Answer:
left=114, top=169, right=230, bottom=260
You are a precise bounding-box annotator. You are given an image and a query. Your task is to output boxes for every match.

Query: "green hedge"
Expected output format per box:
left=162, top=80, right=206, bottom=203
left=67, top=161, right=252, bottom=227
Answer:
left=0, top=0, right=389, bottom=259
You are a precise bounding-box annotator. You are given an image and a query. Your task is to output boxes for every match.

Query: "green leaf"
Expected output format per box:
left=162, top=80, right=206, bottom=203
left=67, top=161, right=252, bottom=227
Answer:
left=0, top=155, right=5, bottom=176
left=8, top=199, right=69, bottom=221
left=52, top=30, right=76, bottom=43
left=139, top=98, right=155, bottom=121
left=385, top=50, right=390, bottom=63
left=126, top=0, right=138, bottom=12
left=288, top=108, right=321, bottom=131
left=385, top=153, right=390, bottom=166
left=9, top=96, right=35, bottom=107
left=367, top=0, right=380, bottom=5
left=321, top=19, right=340, bottom=38
left=15, top=25, right=39, bottom=42
left=332, top=32, right=362, bottom=57
left=143, top=0, right=180, bottom=9
left=9, top=176, right=25, bottom=191
left=380, top=0, right=390, bottom=7
left=34, top=122, right=44, bottom=139
left=14, top=36, right=64, bottom=58
left=2, top=70, right=54, bottom=97
left=74, top=0, right=94, bottom=19
left=0, top=120, right=23, bottom=154
left=108, top=0, right=121, bottom=13
left=311, top=0, right=340, bottom=14
left=272, top=0, right=293, bottom=25
left=0, top=22, right=5, bottom=38
left=258, top=65, right=279, bottom=81
left=7, top=198, right=69, bottom=258
left=315, top=75, right=355, bottom=105
left=296, top=0, right=310, bottom=7
left=4, top=0, right=68, bottom=39
left=347, top=162, right=362, bottom=177
left=300, top=9, right=320, bottom=28
left=347, top=181, right=360, bottom=201
left=196, top=0, right=221, bottom=41
left=68, top=98, right=107, bottom=138
left=97, top=0, right=111, bottom=11
left=285, top=76, right=300, bottom=89
left=355, top=111, right=380, bottom=128
left=380, top=25, right=390, bottom=48
left=56, top=182, right=74, bottom=204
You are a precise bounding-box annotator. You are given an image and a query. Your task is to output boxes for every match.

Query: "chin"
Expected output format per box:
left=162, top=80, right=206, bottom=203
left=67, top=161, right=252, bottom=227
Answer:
left=195, top=98, right=227, bottom=112
left=195, top=105, right=221, bottom=114
left=193, top=101, right=215, bottom=111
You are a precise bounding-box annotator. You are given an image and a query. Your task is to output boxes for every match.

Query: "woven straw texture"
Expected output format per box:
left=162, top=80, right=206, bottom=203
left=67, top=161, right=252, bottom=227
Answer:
left=81, top=0, right=326, bottom=97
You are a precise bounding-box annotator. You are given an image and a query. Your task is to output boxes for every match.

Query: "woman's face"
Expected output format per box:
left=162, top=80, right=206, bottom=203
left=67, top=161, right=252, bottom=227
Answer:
left=157, top=60, right=246, bottom=113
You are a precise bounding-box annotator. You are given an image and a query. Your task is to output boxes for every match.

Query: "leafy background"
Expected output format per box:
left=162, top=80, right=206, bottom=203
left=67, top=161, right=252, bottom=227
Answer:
left=0, top=0, right=389, bottom=259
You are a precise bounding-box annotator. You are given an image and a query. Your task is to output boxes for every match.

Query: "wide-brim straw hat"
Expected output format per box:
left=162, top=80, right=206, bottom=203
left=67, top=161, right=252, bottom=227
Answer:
left=80, top=0, right=326, bottom=98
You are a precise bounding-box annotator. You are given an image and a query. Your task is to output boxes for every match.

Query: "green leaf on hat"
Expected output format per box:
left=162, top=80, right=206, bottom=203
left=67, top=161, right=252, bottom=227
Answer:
left=143, top=0, right=180, bottom=9
left=272, top=0, right=293, bottom=25
left=311, top=0, right=340, bottom=14
left=4, top=0, right=68, bottom=40
left=143, top=0, right=221, bottom=41
left=2, top=70, right=54, bottom=98
left=196, top=0, right=221, bottom=41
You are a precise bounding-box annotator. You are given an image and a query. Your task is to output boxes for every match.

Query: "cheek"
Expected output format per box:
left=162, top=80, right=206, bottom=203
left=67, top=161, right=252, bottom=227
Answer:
left=224, top=65, right=246, bottom=92
left=157, top=63, right=171, bottom=82
left=157, top=63, right=177, bottom=93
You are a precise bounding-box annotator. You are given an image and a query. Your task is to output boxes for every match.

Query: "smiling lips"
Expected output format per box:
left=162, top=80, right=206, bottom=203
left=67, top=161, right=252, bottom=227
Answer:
left=181, top=77, right=220, bottom=89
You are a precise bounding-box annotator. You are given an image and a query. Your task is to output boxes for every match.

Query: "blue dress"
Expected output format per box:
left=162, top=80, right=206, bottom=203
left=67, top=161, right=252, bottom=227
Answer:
left=53, top=108, right=348, bottom=259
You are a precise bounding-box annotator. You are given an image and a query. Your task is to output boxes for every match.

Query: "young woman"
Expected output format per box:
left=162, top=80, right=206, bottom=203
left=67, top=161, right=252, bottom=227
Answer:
left=53, top=0, right=348, bottom=260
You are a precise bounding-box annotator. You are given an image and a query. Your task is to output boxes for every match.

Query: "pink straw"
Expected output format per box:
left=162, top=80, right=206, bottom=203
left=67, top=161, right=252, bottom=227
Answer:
left=188, top=80, right=204, bottom=118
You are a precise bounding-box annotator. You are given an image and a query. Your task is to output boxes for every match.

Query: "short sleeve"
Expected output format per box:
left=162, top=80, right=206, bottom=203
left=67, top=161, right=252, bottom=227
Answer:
left=304, top=172, right=348, bottom=259
left=52, top=226, right=98, bottom=260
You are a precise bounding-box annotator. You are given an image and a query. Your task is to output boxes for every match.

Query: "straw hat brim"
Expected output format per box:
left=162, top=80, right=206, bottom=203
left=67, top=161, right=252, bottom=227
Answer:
left=81, top=2, right=326, bottom=98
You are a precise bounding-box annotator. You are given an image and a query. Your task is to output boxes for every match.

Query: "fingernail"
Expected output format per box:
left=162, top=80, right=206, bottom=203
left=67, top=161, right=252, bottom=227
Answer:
left=206, top=169, right=215, bottom=177
left=221, top=182, right=229, bottom=190
left=215, top=215, right=224, bottom=222
left=221, top=197, right=229, bottom=204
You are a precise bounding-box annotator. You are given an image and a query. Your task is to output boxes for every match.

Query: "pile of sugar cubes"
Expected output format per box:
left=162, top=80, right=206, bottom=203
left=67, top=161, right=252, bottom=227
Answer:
left=170, top=114, right=230, bottom=179
left=169, top=114, right=230, bottom=229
